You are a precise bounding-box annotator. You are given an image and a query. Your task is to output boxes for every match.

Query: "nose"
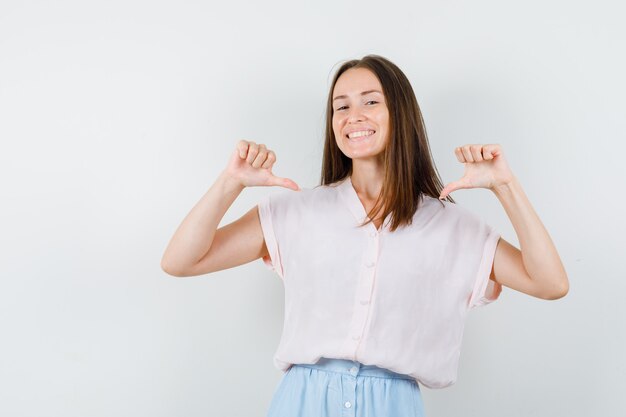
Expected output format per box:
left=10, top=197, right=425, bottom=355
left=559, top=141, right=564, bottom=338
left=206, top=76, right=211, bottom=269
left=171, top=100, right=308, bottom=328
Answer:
left=347, top=105, right=365, bottom=123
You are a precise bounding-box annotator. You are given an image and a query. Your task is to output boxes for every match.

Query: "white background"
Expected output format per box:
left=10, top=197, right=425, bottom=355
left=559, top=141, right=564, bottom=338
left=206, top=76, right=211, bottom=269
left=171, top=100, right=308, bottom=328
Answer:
left=1, top=0, right=624, bottom=416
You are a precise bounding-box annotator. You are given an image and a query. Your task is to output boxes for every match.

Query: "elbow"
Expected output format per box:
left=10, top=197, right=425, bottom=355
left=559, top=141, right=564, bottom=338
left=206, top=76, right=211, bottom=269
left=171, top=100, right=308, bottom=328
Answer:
left=161, top=257, right=186, bottom=278
left=544, top=276, right=570, bottom=300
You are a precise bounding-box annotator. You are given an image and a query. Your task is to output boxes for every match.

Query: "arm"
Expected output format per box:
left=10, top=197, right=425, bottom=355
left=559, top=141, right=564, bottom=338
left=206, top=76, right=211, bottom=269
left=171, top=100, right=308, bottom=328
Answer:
left=160, top=171, right=263, bottom=277
left=490, top=176, right=569, bottom=299
left=440, top=144, right=569, bottom=300
left=160, top=140, right=299, bottom=277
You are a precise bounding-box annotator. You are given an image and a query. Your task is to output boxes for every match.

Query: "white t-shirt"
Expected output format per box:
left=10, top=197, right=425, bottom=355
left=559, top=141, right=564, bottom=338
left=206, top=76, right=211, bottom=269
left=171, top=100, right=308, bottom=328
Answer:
left=257, top=175, right=502, bottom=389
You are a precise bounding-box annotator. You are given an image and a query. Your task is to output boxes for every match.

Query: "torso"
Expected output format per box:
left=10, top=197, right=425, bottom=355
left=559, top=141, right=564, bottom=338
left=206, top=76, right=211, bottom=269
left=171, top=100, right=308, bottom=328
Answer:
left=358, top=196, right=385, bottom=231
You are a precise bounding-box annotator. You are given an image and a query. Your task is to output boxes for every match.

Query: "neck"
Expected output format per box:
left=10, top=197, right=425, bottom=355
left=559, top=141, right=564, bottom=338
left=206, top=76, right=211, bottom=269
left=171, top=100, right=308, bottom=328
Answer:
left=350, top=158, right=385, bottom=200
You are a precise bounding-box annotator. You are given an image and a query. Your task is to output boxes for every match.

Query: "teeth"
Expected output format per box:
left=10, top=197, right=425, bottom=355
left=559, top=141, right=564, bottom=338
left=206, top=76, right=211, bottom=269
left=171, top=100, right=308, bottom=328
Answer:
left=347, top=130, right=375, bottom=139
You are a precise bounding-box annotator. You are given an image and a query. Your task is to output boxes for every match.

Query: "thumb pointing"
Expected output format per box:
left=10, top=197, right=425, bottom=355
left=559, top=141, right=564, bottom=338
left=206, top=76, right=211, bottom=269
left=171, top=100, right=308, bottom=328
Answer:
left=439, top=179, right=466, bottom=199
left=269, top=174, right=300, bottom=191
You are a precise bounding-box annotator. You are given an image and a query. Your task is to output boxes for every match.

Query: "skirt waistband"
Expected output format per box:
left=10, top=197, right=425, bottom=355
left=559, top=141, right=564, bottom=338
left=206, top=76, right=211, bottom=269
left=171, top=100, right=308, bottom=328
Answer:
left=293, top=357, right=416, bottom=382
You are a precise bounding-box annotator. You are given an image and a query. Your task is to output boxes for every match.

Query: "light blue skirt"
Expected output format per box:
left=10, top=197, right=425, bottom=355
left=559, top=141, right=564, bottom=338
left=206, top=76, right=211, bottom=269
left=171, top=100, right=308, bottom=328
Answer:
left=265, top=357, right=426, bottom=417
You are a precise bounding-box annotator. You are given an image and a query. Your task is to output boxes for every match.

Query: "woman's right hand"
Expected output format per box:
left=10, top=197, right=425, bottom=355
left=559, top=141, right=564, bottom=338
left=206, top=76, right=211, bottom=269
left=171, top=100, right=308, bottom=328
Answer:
left=222, top=140, right=300, bottom=191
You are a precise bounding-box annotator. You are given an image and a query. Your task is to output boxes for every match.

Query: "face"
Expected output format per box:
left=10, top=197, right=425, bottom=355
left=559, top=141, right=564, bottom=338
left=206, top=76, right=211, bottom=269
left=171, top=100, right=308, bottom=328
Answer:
left=332, top=67, right=390, bottom=161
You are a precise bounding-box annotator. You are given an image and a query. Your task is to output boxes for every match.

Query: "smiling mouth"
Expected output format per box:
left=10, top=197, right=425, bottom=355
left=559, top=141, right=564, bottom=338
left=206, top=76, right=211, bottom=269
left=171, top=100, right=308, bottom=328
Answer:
left=346, top=130, right=376, bottom=141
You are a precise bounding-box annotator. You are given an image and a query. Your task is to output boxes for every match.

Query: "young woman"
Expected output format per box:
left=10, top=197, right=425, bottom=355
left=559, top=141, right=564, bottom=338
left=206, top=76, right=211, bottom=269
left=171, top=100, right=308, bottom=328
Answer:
left=161, top=55, right=569, bottom=417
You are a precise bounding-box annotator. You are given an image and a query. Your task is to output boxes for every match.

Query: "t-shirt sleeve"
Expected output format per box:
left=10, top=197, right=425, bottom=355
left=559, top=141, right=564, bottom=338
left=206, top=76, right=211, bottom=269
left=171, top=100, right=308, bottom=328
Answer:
left=257, top=194, right=285, bottom=280
left=467, top=219, right=502, bottom=310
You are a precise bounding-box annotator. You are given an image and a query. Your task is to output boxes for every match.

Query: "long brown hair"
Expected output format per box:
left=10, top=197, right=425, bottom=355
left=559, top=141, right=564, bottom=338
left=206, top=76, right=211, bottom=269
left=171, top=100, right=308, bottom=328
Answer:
left=319, top=54, right=454, bottom=232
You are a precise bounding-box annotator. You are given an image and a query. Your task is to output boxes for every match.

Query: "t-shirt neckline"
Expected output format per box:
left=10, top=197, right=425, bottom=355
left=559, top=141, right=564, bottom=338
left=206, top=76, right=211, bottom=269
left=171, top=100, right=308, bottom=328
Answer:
left=338, top=176, right=391, bottom=233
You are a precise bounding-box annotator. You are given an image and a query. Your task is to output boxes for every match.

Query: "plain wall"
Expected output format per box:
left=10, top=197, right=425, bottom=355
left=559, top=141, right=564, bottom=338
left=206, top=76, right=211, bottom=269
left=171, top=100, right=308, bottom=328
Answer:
left=1, top=0, right=624, bottom=416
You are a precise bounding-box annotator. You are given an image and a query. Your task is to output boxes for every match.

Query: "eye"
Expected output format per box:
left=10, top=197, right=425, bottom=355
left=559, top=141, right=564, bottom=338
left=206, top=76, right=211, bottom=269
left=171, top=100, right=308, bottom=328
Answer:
left=335, top=101, right=378, bottom=112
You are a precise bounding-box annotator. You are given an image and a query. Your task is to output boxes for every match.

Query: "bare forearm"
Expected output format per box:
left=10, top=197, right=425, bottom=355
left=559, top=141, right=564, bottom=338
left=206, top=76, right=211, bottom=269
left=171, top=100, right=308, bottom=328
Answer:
left=161, top=170, right=245, bottom=273
left=492, top=176, right=569, bottom=294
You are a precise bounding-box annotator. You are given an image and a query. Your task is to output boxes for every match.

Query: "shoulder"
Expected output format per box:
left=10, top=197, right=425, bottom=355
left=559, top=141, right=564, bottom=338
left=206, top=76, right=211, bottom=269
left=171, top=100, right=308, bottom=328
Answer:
left=417, top=195, right=486, bottom=232
left=263, top=183, right=340, bottom=211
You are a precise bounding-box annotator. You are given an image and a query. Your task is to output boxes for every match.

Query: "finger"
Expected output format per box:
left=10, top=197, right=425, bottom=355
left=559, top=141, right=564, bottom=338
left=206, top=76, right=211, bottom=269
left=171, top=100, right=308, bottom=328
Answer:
left=439, top=179, right=465, bottom=199
left=469, top=144, right=484, bottom=162
left=237, top=140, right=249, bottom=158
left=246, top=142, right=259, bottom=164
left=261, top=150, right=276, bottom=169
left=269, top=174, right=300, bottom=191
left=251, top=144, right=268, bottom=168
left=482, top=144, right=500, bottom=160
left=454, top=147, right=466, bottom=163
left=439, top=182, right=454, bottom=200
left=460, top=145, right=474, bottom=162
left=439, top=186, right=450, bottom=200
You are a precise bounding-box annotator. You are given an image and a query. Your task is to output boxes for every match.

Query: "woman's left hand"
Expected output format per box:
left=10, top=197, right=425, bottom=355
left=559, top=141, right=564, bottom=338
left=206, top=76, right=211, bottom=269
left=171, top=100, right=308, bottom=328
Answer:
left=439, top=144, right=515, bottom=200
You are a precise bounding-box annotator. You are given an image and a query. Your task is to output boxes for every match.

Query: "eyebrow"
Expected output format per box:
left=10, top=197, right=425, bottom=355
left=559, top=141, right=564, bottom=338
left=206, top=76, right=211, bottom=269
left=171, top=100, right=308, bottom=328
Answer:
left=332, top=89, right=383, bottom=102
